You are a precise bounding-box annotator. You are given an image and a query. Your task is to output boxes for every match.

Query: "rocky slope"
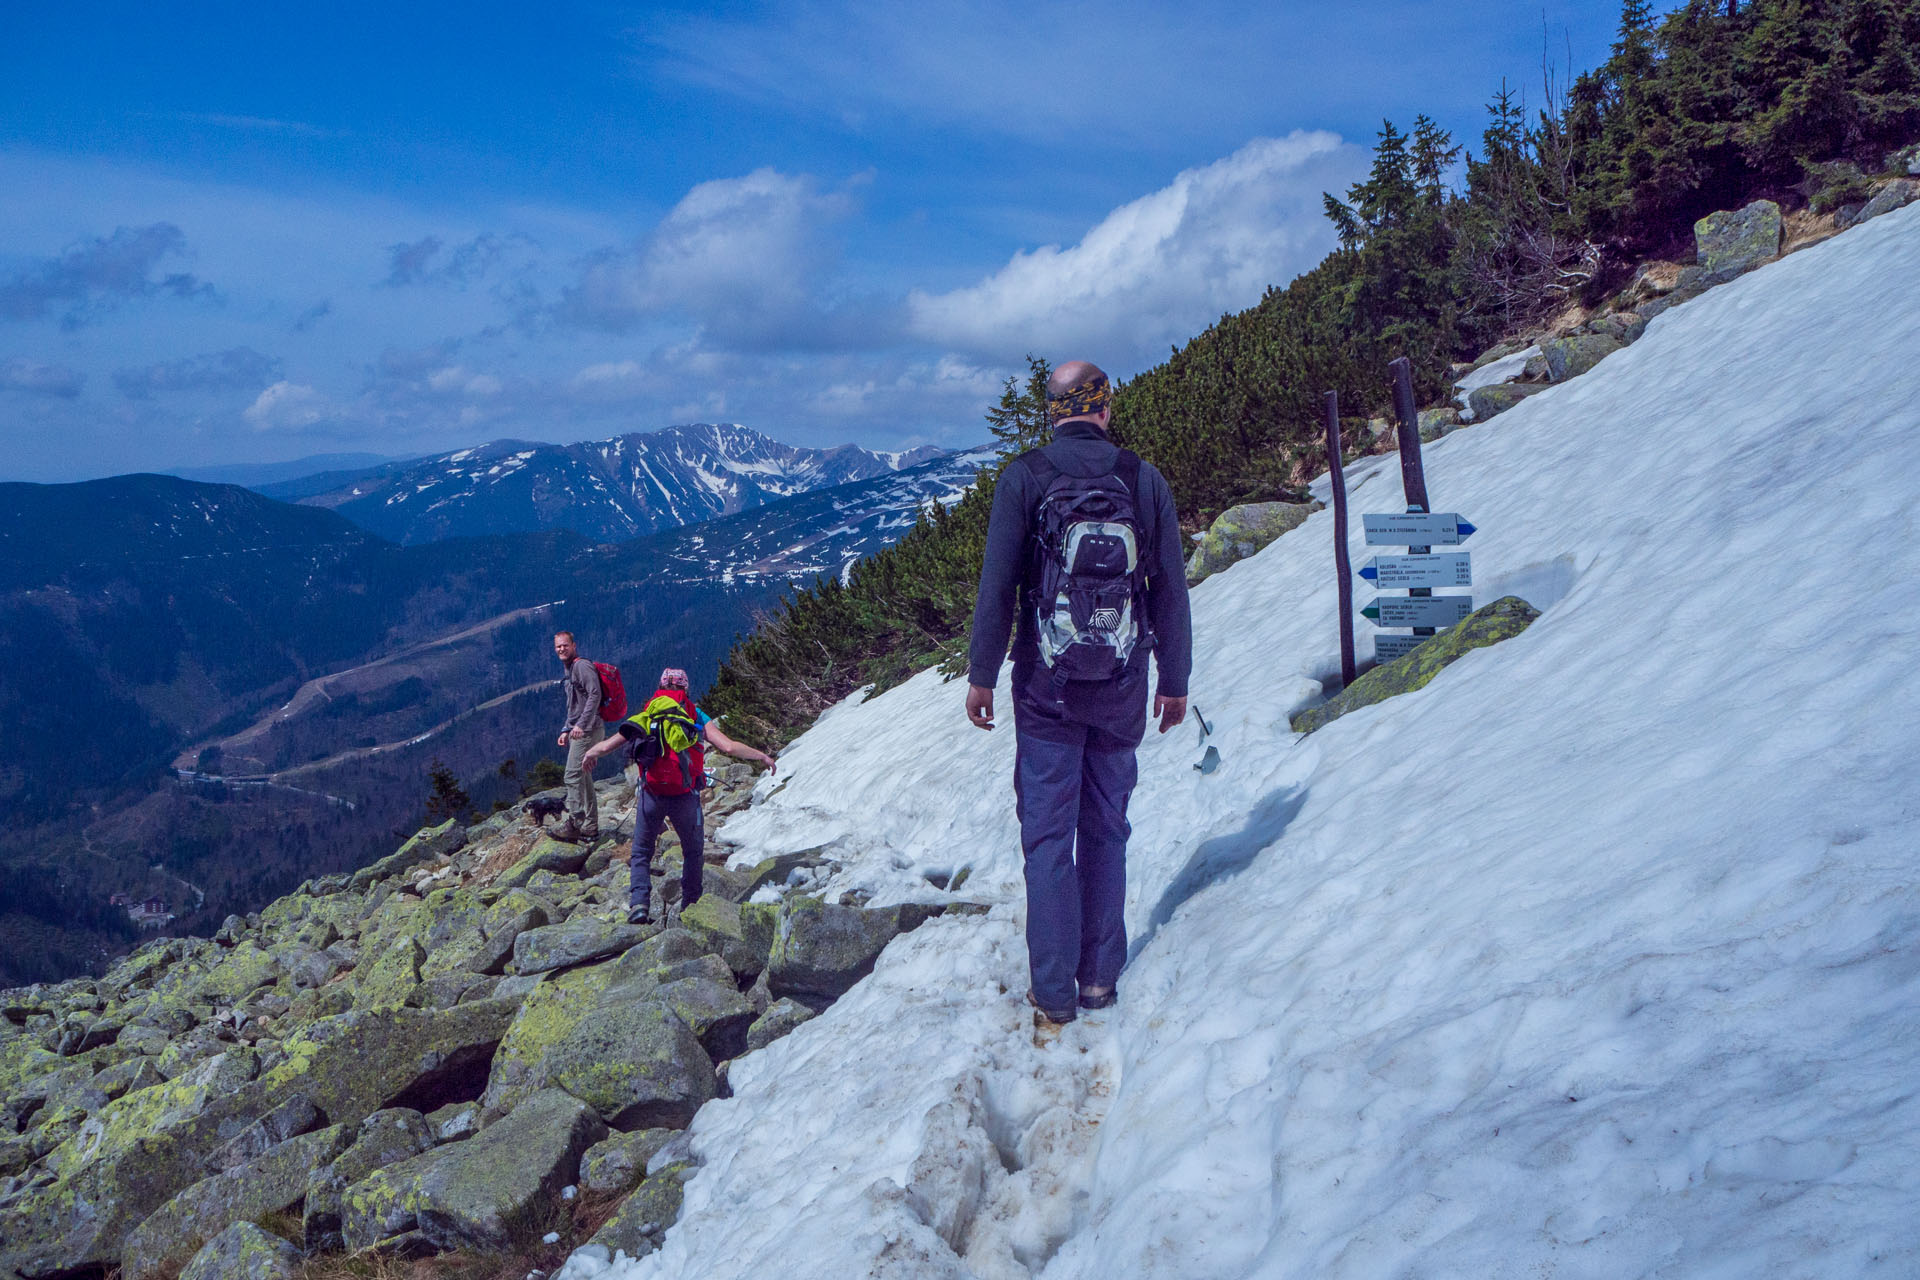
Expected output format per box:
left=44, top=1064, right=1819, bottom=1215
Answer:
left=0, top=762, right=979, bottom=1279
left=267, top=424, right=947, bottom=546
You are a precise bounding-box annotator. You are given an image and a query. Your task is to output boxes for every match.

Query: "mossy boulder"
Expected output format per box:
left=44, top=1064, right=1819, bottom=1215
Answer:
left=584, top=1165, right=688, bottom=1262
left=341, top=1088, right=606, bottom=1253
left=303, top=1107, right=437, bottom=1252
left=530, top=1002, right=715, bottom=1131
left=196, top=943, right=282, bottom=1008
left=177, top=1222, right=303, bottom=1280
left=1850, top=177, right=1920, bottom=227
left=1466, top=382, right=1546, bottom=421
left=1541, top=333, right=1623, bottom=383
left=480, top=964, right=619, bottom=1120
left=652, top=971, right=755, bottom=1062
left=352, top=937, right=424, bottom=1011
left=677, top=896, right=778, bottom=979
left=1694, top=199, right=1781, bottom=283
left=121, top=1124, right=349, bottom=1280
left=495, top=836, right=591, bottom=890
left=742, top=849, right=829, bottom=895
left=1292, top=596, right=1541, bottom=734
left=579, top=1128, right=678, bottom=1197
left=746, top=997, right=818, bottom=1052
left=767, top=899, right=921, bottom=1002
left=512, top=920, right=645, bottom=976
left=1186, top=501, right=1320, bottom=586
left=421, top=889, right=549, bottom=979
left=258, top=998, right=519, bottom=1126
left=348, top=820, right=467, bottom=892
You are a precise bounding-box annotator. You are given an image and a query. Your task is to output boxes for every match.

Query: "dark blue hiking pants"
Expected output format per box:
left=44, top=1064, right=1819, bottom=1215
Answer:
left=1013, top=679, right=1141, bottom=1015
left=631, top=788, right=704, bottom=910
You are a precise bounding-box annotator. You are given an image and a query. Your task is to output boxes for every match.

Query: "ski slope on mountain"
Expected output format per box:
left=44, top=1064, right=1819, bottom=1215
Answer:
left=566, top=204, right=1920, bottom=1278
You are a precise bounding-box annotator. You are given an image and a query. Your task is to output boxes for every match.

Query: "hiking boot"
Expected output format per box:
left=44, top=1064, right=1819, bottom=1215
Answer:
left=1078, top=985, right=1117, bottom=1010
left=1027, top=990, right=1076, bottom=1027
left=549, top=818, right=598, bottom=843
left=626, top=905, right=652, bottom=926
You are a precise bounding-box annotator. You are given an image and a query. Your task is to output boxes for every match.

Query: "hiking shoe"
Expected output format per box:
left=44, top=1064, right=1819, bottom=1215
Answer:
left=626, top=905, right=652, bottom=926
left=1027, top=990, right=1076, bottom=1027
left=1078, top=986, right=1117, bottom=1011
left=549, top=819, right=597, bottom=843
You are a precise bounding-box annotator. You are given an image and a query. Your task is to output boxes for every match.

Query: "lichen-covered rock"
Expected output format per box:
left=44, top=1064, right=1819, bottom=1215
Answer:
left=421, top=889, right=549, bottom=979
left=1185, top=501, right=1320, bottom=586
left=512, top=920, right=644, bottom=975
left=766, top=899, right=913, bottom=1002
left=1848, top=178, right=1919, bottom=228
left=1695, top=199, right=1781, bottom=283
left=652, top=973, right=754, bottom=1062
left=742, top=849, right=829, bottom=895
left=425, top=1100, right=481, bottom=1142
left=480, top=964, right=619, bottom=1120
left=494, top=836, right=591, bottom=890
left=1416, top=407, right=1461, bottom=442
left=579, top=1128, right=677, bottom=1196
left=177, top=1222, right=302, bottom=1280
left=342, top=1088, right=606, bottom=1253
left=1890, top=141, right=1920, bottom=176
left=677, top=896, right=778, bottom=979
left=352, top=937, right=424, bottom=1011
left=303, top=1107, right=437, bottom=1252
left=531, top=1002, right=715, bottom=1130
left=121, top=1124, right=349, bottom=1280
left=1541, top=333, right=1623, bottom=383
left=93, top=1055, right=164, bottom=1100
left=584, top=1165, right=688, bottom=1261
left=1291, top=596, right=1541, bottom=734
left=196, top=944, right=282, bottom=1008
left=208, top=1094, right=321, bottom=1171
left=1465, top=382, right=1546, bottom=421
left=746, top=997, right=818, bottom=1052
left=1587, top=311, right=1649, bottom=345
left=258, top=998, right=519, bottom=1127
left=348, top=819, right=467, bottom=892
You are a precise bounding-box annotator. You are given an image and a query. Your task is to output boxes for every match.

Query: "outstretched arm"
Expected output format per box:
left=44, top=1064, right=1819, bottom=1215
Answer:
left=702, top=722, right=777, bottom=773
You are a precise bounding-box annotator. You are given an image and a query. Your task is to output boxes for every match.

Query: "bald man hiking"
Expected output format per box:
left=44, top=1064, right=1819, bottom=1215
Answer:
left=966, top=359, right=1192, bottom=1028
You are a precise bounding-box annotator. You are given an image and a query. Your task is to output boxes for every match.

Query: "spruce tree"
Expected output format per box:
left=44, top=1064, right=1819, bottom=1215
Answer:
left=984, top=355, right=1053, bottom=456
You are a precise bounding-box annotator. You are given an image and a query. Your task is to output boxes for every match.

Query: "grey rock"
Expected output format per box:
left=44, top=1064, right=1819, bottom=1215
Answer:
left=579, top=1128, right=678, bottom=1197
left=341, top=1088, right=606, bottom=1253
left=746, top=998, right=819, bottom=1052
left=281, top=945, right=344, bottom=991
left=1185, top=500, right=1321, bottom=586
left=1292, top=596, right=1542, bottom=735
left=512, top=920, right=645, bottom=975
left=768, top=899, right=938, bottom=1002
left=302, top=1108, right=436, bottom=1252
left=1541, top=333, right=1623, bottom=382
left=653, top=975, right=755, bottom=1062
left=675, top=897, right=778, bottom=980
left=494, top=836, right=591, bottom=890
left=208, top=1095, right=322, bottom=1172
left=1416, top=407, right=1461, bottom=443
left=93, top=1056, right=164, bottom=1100
left=348, top=820, right=468, bottom=893
left=1694, top=199, right=1781, bottom=283
left=425, top=1100, right=482, bottom=1142
left=121, top=1124, right=349, bottom=1280
left=584, top=1167, right=687, bottom=1262
left=115, top=1023, right=172, bottom=1057
left=535, top=1001, right=715, bottom=1130
left=177, top=1223, right=302, bottom=1280
left=1850, top=178, right=1920, bottom=228
left=1465, top=382, right=1546, bottom=421
left=1586, top=311, right=1648, bottom=345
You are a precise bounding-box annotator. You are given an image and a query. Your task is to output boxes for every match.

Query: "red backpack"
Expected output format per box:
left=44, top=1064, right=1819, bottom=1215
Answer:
left=640, top=688, right=705, bottom=796
left=592, top=662, right=627, bottom=721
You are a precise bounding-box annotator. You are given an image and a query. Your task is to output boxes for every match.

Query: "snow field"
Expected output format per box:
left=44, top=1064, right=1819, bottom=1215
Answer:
left=573, top=202, right=1920, bottom=1278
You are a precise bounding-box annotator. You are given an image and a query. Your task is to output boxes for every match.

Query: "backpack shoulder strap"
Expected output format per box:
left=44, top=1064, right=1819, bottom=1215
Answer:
left=1015, top=448, right=1060, bottom=490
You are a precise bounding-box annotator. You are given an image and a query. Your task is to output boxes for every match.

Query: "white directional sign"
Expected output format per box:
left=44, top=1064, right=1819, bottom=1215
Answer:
left=1359, top=552, right=1472, bottom=588
left=1362, top=512, right=1476, bottom=546
left=1373, top=634, right=1430, bottom=661
left=1361, top=594, right=1474, bottom=628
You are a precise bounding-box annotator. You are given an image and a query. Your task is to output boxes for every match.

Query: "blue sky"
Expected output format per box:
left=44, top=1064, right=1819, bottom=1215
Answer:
left=0, top=1, right=1656, bottom=481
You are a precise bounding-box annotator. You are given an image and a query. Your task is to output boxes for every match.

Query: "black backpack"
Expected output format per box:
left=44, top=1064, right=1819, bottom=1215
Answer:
left=1022, top=447, right=1150, bottom=683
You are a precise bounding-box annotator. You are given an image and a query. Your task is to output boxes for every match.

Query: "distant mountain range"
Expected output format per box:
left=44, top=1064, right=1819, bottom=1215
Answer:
left=259, top=424, right=947, bottom=546
left=165, top=452, right=414, bottom=489
left=0, top=438, right=990, bottom=985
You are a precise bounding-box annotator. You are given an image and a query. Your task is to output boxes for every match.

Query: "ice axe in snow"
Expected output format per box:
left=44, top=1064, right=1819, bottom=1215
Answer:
left=1191, top=703, right=1219, bottom=773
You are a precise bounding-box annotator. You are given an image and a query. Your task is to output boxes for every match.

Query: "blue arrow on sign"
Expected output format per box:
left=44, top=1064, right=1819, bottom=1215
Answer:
left=1458, top=519, right=1477, bottom=539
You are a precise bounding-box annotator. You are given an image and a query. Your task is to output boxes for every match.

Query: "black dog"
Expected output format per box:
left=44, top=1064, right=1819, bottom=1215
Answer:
left=524, top=795, right=566, bottom=824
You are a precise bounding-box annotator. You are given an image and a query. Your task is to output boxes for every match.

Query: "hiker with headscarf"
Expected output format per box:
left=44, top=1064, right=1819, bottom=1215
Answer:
left=965, top=360, right=1192, bottom=1028
left=582, top=667, right=776, bottom=925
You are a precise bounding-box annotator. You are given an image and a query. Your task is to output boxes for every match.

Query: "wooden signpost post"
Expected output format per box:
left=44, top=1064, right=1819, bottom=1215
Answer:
left=1324, top=390, right=1357, bottom=686
left=1356, top=359, right=1477, bottom=663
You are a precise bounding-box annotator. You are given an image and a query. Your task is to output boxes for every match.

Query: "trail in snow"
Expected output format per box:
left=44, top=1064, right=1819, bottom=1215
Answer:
left=566, top=204, right=1920, bottom=1279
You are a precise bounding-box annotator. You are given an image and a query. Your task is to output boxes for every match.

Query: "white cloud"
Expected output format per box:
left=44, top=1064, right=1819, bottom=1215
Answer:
left=242, top=380, right=331, bottom=430
left=908, top=132, right=1364, bottom=369
left=559, top=168, right=861, bottom=348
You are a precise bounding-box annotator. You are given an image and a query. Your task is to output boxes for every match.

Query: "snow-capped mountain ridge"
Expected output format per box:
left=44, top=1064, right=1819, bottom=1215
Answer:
left=566, top=205, right=1920, bottom=1276
left=273, top=423, right=947, bottom=546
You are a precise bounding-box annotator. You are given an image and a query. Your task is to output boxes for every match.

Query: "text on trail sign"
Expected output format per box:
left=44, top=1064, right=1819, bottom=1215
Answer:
left=1373, top=634, right=1430, bottom=661
left=1362, top=512, right=1477, bottom=546
left=1359, top=552, right=1472, bottom=588
left=1361, top=595, right=1475, bottom=629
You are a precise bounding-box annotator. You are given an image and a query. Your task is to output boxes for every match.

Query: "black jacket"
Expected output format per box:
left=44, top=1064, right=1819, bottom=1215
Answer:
left=967, top=420, right=1192, bottom=700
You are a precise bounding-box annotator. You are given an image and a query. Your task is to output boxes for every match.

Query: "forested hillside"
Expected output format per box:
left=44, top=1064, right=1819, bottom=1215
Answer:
left=706, top=0, right=1920, bottom=746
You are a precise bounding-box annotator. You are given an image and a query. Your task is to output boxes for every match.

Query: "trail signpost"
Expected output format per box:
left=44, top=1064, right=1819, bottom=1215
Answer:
left=1355, top=359, right=1477, bottom=663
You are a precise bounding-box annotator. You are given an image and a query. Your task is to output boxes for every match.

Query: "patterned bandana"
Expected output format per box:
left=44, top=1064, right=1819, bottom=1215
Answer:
left=1046, top=370, right=1111, bottom=421
left=658, top=667, right=690, bottom=690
